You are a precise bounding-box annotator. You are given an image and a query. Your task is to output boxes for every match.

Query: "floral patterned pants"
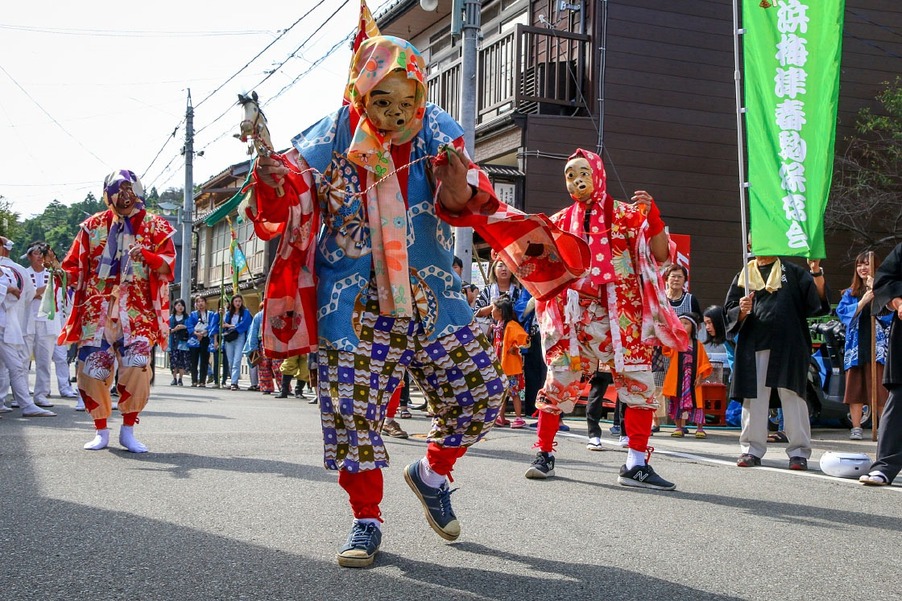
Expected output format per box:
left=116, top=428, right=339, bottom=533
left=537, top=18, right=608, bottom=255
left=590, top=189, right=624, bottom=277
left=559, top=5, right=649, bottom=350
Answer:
left=318, top=308, right=505, bottom=473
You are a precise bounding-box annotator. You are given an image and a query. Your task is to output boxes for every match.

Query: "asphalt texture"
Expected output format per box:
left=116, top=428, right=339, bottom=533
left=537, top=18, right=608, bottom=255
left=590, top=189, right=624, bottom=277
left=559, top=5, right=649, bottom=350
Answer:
left=1, top=376, right=900, bottom=601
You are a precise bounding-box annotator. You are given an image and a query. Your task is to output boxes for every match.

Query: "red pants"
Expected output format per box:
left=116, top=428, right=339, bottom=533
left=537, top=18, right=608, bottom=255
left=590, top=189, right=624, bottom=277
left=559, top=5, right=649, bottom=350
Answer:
left=536, top=405, right=652, bottom=453
left=338, top=443, right=467, bottom=521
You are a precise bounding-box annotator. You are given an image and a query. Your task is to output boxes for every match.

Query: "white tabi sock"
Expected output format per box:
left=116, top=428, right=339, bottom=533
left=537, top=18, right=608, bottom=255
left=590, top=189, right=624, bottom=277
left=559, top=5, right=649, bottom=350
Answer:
left=626, top=448, right=646, bottom=470
left=355, top=518, right=382, bottom=530
left=119, top=425, right=148, bottom=453
left=84, top=428, right=110, bottom=451
left=418, top=458, right=448, bottom=489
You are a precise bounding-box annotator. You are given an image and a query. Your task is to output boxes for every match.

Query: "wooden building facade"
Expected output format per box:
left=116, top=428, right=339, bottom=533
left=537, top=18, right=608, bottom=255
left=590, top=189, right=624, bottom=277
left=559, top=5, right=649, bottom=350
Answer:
left=380, top=0, right=902, bottom=307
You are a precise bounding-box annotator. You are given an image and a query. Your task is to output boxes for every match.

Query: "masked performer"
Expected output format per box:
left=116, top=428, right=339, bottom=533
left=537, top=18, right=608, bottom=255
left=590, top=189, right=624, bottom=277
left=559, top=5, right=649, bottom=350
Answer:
left=524, top=149, right=688, bottom=491
left=59, top=170, right=176, bottom=453
left=248, top=35, right=587, bottom=568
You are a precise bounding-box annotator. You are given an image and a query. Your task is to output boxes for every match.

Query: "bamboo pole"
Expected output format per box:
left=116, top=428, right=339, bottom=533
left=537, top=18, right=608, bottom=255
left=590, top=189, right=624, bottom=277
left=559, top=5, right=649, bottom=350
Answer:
left=869, top=251, right=879, bottom=441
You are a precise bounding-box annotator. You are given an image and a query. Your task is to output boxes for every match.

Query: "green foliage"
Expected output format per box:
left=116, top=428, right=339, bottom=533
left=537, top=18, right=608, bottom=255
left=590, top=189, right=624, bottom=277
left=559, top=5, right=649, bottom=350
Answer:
left=15, top=186, right=182, bottom=264
left=18, top=193, right=106, bottom=263
left=0, top=197, right=22, bottom=242
left=828, top=77, right=902, bottom=254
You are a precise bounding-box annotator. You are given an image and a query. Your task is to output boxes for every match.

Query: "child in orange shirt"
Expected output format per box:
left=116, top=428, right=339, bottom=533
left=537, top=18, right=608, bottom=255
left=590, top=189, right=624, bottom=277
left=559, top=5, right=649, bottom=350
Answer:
left=492, top=295, right=530, bottom=428
left=662, top=314, right=712, bottom=439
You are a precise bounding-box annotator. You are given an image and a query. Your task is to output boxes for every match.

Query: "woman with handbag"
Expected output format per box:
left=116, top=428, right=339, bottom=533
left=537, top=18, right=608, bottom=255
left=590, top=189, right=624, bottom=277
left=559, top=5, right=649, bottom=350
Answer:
left=221, top=294, right=252, bottom=390
left=185, top=295, right=217, bottom=387
left=168, top=299, right=191, bottom=386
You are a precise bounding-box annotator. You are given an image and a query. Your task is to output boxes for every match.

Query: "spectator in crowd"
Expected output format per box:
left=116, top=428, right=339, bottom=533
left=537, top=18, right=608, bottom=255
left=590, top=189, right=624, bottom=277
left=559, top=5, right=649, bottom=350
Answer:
left=220, top=293, right=252, bottom=390
left=836, top=252, right=891, bottom=440
left=585, top=365, right=613, bottom=451
left=275, top=353, right=309, bottom=399
left=452, top=256, right=464, bottom=277
left=513, top=287, right=546, bottom=417
left=168, top=299, right=190, bottom=386
left=24, top=242, right=74, bottom=407
left=662, top=313, right=712, bottom=439
left=656, top=264, right=702, bottom=432
left=725, top=252, right=830, bottom=470
left=0, top=236, right=55, bottom=417
left=381, top=382, right=409, bottom=439
left=860, top=242, right=902, bottom=486
left=704, top=304, right=740, bottom=428
left=492, top=294, right=529, bottom=428
left=58, top=169, right=176, bottom=452
left=474, top=259, right=521, bottom=338
left=703, top=305, right=736, bottom=370
left=244, top=299, right=270, bottom=393
left=186, top=295, right=217, bottom=387
left=664, top=264, right=702, bottom=317
left=524, top=148, right=686, bottom=491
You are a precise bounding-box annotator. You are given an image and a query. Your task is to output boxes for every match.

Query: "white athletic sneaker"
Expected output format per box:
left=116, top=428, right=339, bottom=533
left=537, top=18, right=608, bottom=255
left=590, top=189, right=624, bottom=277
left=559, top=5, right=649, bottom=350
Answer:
left=586, top=437, right=603, bottom=451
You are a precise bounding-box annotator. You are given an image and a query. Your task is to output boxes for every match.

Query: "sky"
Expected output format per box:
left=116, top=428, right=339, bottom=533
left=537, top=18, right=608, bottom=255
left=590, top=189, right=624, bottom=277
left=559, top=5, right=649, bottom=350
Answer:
left=0, top=0, right=398, bottom=219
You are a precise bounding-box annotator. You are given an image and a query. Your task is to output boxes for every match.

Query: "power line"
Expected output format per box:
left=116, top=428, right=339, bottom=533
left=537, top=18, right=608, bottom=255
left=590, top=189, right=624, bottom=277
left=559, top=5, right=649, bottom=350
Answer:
left=0, top=23, right=276, bottom=38
left=194, top=0, right=328, bottom=109
left=195, top=0, right=351, bottom=138
left=197, top=31, right=352, bottom=156
left=0, top=62, right=109, bottom=169
left=141, top=123, right=182, bottom=181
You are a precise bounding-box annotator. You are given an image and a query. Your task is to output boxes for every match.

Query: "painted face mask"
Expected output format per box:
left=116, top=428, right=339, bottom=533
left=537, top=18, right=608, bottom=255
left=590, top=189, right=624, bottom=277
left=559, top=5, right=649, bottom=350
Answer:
left=563, top=149, right=615, bottom=286
left=103, top=169, right=145, bottom=219
left=363, top=70, right=419, bottom=133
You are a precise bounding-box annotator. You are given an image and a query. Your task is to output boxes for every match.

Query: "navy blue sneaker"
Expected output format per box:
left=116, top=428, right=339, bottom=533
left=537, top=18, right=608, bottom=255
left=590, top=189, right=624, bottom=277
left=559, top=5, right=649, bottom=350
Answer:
left=617, top=463, right=676, bottom=491
left=336, top=521, right=382, bottom=568
left=404, top=460, right=460, bottom=540
left=610, top=425, right=622, bottom=436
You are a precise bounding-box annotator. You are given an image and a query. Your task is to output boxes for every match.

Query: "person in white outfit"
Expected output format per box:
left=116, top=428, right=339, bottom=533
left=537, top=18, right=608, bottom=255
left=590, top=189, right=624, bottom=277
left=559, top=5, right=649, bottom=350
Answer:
left=0, top=236, right=56, bottom=417
left=24, top=242, right=76, bottom=409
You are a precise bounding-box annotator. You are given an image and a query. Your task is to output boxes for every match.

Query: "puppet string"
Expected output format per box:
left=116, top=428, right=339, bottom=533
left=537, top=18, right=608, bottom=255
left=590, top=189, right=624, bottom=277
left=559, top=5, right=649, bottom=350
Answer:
left=278, top=154, right=438, bottom=199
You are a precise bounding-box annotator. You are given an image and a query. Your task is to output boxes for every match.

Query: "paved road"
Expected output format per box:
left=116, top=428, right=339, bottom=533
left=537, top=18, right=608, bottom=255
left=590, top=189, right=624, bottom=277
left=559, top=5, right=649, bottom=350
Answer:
left=1, top=380, right=899, bottom=601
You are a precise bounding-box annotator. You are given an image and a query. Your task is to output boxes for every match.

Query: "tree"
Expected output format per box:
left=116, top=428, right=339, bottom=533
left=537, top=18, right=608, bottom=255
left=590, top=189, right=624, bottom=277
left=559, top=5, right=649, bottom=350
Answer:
left=18, top=193, right=105, bottom=263
left=0, top=197, right=22, bottom=242
left=827, top=77, right=902, bottom=256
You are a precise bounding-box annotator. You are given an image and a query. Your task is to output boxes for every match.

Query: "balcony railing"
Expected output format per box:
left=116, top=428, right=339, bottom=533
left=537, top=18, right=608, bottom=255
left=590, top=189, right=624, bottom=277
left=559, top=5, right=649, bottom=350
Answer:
left=426, top=24, right=591, bottom=126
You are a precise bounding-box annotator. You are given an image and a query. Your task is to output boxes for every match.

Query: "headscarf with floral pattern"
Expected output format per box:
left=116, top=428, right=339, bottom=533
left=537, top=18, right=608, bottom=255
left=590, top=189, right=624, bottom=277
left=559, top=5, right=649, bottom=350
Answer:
left=98, top=169, right=146, bottom=280
left=344, top=36, right=427, bottom=317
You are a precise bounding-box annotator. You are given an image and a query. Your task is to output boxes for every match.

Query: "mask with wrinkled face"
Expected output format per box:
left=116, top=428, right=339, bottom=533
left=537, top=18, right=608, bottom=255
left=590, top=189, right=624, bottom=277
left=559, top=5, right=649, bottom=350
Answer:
left=363, top=70, right=418, bottom=133
left=564, top=157, right=594, bottom=202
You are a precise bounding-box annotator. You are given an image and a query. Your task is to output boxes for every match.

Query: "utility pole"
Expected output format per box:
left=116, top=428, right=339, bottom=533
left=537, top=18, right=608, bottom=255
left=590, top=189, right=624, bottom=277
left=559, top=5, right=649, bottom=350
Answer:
left=453, top=0, right=481, bottom=283
left=180, top=90, right=194, bottom=301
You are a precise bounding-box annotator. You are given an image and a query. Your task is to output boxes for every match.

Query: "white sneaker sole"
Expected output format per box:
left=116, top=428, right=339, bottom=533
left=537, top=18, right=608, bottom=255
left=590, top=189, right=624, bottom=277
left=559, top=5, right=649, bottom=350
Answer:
left=524, top=466, right=555, bottom=479
left=617, top=476, right=676, bottom=491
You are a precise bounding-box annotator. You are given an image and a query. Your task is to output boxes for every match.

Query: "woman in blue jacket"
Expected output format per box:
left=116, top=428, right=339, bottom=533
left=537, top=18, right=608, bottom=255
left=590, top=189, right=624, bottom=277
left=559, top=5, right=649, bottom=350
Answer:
left=185, top=295, right=218, bottom=387
left=220, top=293, right=252, bottom=390
left=836, top=252, right=892, bottom=440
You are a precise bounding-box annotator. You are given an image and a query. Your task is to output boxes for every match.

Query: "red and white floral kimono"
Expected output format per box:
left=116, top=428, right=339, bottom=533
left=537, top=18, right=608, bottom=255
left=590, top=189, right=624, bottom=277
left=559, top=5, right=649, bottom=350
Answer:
left=532, top=149, right=687, bottom=454
left=59, top=206, right=176, bottom=421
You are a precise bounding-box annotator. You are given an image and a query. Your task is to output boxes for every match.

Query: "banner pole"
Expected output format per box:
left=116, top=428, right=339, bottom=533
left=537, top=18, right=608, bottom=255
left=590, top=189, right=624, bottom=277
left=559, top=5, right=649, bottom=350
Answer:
left=732, top=0, right=751, bottom=283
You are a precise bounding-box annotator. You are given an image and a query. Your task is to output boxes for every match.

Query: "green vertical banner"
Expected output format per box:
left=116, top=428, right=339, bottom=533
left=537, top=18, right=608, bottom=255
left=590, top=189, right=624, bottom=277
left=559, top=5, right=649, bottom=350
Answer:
left=743, top=0, right=844, bottom=258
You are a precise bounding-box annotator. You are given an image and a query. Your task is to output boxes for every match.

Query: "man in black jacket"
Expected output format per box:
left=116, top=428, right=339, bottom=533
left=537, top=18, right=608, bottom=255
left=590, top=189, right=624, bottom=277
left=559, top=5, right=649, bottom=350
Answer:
left=725, top=255, right=830, bottom=470
left=860, top=243, right=902, bottom=486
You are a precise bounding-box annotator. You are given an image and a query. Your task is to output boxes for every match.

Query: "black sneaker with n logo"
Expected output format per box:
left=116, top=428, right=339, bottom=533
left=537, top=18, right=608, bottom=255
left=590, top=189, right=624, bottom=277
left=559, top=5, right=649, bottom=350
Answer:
left=617, top=463, right=676, bottom=491
left=525, top=451, right=556, bottom=479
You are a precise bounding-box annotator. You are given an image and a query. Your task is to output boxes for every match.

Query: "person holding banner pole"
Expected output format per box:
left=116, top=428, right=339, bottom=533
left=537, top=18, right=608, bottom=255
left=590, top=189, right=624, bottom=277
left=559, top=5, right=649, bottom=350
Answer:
left=725, top=253, right=830, bottom=471
left=860, top=242, right=902, bottom=486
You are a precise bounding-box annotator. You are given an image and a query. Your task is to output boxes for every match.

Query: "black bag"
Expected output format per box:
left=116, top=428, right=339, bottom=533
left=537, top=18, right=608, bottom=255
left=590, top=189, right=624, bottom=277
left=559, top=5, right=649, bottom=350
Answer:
left=223, top=329, right=239, bottom=343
